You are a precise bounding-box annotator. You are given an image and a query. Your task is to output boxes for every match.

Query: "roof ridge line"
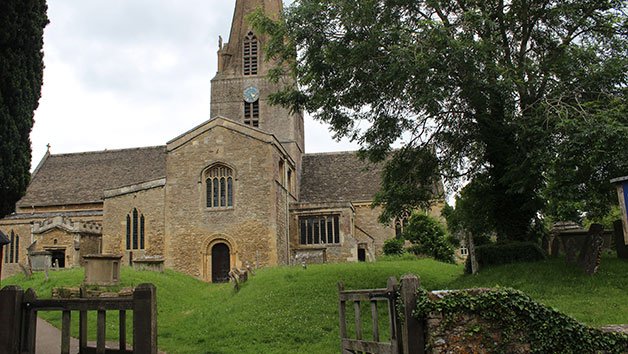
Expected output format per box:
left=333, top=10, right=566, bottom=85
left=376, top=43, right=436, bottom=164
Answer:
left=48, top=145, right=166, bottom=157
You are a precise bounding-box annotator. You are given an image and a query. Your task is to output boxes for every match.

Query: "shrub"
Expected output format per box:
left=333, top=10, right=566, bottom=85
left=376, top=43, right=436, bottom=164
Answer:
left=382, top=238, right=404, bottom=255
left=403, top=213, right=455, bottom=263
left=465, top=242, right=547, bottom=273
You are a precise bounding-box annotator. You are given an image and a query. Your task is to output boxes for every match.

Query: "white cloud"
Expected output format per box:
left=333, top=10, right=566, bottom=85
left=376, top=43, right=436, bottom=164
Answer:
left=31, top=0, right=359, bottom=170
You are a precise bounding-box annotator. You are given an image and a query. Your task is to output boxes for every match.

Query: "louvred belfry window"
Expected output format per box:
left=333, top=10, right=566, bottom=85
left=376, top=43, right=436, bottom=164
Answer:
left=205, top=165, right=234, bottom=208
left=243, top=32, right=258, bottom=75
left=244, top=101, right=259, bottom=127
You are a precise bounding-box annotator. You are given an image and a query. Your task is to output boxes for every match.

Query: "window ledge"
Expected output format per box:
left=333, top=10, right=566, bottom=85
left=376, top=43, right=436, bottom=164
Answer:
left=204, top=207, right=235, bottom=212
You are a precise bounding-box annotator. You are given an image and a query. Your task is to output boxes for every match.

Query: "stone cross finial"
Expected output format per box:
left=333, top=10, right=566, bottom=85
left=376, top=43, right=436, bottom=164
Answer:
left=46, top=143, right=51, bottom=153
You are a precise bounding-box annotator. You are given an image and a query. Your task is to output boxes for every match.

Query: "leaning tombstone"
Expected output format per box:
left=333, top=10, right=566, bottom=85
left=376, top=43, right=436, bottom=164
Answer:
left=565, top=238, right=578, bottom=265
left=582, top=235, right=604, bottom=275
left=613, top=220, right=628, bottom=259
left=44, top=261, right=50, bottom=282
left=18, top=263, right=32, bottom=278
left=467, top=232, right=479, bottom=274
left=550, top=236, right=561, bottom=257
left=577, top=223, right=604, bottom=268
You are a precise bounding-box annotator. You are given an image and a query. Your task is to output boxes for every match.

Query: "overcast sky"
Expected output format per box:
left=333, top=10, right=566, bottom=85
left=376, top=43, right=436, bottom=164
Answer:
left=30, top=0, right=359, bottom=171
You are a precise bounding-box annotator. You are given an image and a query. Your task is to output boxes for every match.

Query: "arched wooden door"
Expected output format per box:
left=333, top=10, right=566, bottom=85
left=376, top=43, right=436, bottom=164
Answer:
left=211, top=243, right=230, bottom=283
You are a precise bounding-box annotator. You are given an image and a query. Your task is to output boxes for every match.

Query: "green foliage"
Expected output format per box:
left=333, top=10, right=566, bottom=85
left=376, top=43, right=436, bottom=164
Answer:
left=372, top=147, right=442, bottom=223
left=465, top=242, right=546, bottom=273
left=252, top=0, right=628, bottom=242
left=0, top=0, right=48, bottom=217
left=414, top=287, right=628, bottom=353
left=382, top=238, right=404, bottom=255
left=583, top=205, right=623, bottom=229
left=403, top=213, right=455, bottom=263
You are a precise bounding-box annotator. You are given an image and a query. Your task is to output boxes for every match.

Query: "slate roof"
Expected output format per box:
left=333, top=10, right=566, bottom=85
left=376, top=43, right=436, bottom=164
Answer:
left=299, top=151, right=384, bottom=203
left=17, top=146, right=167, bottom=208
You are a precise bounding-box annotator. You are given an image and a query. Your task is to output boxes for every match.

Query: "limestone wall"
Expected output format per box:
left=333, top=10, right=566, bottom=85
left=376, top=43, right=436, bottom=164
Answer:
left=353, top=201, right=446, bottom=255
left=165, top=124, right=290, bottom=279
left=102, top=183, right=166, bottom=265
left=353, top=203, right=394, bottom=255
left=289, top=202, right=359, bottom=263
left=420, top=288, right=628, bottom=353
left=0, top=221, right=31, bottom=279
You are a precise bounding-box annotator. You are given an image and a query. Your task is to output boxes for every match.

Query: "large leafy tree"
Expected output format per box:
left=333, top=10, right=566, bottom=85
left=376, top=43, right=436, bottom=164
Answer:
left=253, top=0, right=628, bottom=241
left=0, top=0, right=48, bottom=217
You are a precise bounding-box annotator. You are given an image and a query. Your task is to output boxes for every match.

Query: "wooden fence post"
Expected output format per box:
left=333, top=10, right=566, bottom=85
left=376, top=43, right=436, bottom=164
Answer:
left=401, top=274, right=424, bottom=354
left=22, top=288, right=38, bottom=354
left=0, top=285, right=24, bottom=354
left=386, top=277, right=401, bottom=353
left=133, top=283, right=157, bottom=354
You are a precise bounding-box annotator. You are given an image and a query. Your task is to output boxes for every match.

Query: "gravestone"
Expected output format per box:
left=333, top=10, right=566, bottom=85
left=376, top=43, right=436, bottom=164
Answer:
left=550, top=236, right=561, bottom=257
left=565, top=238, right=578, bottom=265
left=83, top=254, right=122, bottom=286
left=577, top=224, right=604, bottom=268
left=581, top=236, right=604, bottom=275
left=613, top=220, right=628, bottom=259
left=467, top=233, right=479, bottom=274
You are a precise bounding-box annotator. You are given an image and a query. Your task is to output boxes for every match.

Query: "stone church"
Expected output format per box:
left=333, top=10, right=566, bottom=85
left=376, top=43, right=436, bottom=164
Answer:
left=1, top=0, right=443, bottom=282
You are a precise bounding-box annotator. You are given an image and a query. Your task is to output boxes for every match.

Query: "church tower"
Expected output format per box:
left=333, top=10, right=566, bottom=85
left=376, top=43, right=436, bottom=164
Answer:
left=210, top=0, right=304, bottom=174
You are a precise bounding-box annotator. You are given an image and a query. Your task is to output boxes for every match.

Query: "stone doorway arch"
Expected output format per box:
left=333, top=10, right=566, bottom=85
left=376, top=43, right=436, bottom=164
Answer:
left=211, top=243, right=230, bottom=283
left=201, top=235, right=237, bottom=282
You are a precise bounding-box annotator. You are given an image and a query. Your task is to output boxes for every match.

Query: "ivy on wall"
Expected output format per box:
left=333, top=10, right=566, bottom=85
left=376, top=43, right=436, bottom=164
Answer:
left=414, top=288, right=628, bottom=353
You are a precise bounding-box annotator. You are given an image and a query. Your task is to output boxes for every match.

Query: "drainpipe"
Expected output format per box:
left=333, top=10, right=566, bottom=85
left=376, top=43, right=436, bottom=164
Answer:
left=286, top=182, right=290, bottom=265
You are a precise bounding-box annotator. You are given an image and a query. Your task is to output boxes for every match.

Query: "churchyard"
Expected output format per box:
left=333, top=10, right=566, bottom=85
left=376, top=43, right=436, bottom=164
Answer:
left=2, top=255, right=627, bottom=353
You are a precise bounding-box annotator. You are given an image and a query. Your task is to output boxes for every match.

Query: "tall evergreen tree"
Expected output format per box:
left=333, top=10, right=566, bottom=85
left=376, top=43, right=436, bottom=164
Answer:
left=253, top=0, right=628, bottom=241
left=0, top=0, right=48, bottom=217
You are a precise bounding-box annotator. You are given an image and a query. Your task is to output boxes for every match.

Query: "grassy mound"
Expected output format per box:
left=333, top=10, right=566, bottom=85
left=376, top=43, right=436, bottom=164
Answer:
left=2, top=255, right=627, bottom=353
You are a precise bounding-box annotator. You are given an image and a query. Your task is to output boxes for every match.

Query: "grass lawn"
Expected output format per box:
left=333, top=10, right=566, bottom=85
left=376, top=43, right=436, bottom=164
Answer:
left=2, top=255, right=627, bottom=353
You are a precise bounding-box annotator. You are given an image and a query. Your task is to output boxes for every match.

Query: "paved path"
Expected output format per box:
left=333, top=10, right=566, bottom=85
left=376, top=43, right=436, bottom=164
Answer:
left=35, top=317, right=130, bottom=354
left=35, top=317, right=167, bottom=354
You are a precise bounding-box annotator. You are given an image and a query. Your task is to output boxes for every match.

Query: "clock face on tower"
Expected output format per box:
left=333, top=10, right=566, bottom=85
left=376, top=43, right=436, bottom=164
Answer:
left=243, top=86, right=260, bottom=103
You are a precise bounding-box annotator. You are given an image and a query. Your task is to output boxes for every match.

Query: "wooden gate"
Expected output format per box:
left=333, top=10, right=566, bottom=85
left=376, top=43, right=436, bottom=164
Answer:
left=338, top=277, right=400, bottom=354
left=338, top=274, right=424, bottom=354
left=0, top=283, right=157, bottom=354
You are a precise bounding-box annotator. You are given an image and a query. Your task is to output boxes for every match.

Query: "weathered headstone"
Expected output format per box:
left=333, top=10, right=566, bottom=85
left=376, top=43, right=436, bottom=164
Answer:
left=565, top=238, right=578, bottom=265
left=582, top=236, right=604, bottom=275
left=467, top=232, right=479, bottom=274
left=577, top=223, right=604, bottom=268
left=18, top=263, right=32, bottom=278
left=550, top=236, right=561, bottom=257
left=542, top=235, right=550, bottom=253
left=613, top=220, right=628, bottom=259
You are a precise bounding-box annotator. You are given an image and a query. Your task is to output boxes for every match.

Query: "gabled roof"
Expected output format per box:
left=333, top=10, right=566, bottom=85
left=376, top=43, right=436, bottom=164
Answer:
left=17, top=146, right=167, bottom=208
left=0, top=230, right=9, bottom=245
left=299, top=151, right=384, bottom=203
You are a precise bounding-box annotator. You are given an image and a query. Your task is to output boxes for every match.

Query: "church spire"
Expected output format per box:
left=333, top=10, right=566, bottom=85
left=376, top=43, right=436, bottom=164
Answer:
left=217, top=0, right=283, bottom=76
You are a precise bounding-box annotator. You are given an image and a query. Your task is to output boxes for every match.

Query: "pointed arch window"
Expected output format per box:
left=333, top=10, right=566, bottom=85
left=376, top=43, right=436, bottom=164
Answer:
left=126, top=208, right=145, bottom=250
left=243, top=32, right=258, bottom=75
left=205, top=165, right=234, bottom=208
left=4, top=231, right=19, bottom=264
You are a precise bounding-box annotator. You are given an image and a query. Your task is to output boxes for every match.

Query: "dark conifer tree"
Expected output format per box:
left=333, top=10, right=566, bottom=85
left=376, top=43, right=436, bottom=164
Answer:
left=0, top=0, right=48, bottom=217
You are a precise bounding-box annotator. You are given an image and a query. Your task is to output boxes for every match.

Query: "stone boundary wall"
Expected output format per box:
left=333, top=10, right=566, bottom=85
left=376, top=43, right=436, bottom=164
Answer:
left=419, top=288, right=628, bottom=354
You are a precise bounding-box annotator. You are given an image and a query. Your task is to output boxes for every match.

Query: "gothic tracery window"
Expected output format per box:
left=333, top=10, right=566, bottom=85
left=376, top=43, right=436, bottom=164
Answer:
left=126, top=209, right=145, bottom=250
left=243, top=32, right=258, bottom=75
left=205, top=165, right=234, bottom=208
left=3, top=231, right=19, bottom=264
